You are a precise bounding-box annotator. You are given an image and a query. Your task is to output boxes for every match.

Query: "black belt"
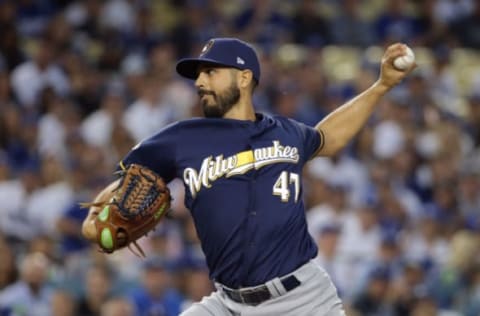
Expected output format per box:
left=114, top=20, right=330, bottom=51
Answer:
left=222, top=275, right=301, bottom=306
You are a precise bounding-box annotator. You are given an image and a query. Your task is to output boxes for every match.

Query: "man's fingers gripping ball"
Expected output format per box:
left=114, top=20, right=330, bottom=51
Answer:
left=393, top=45, right=415, bottom=71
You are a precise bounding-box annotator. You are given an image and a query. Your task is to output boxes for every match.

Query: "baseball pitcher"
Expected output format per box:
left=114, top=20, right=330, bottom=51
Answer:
left=82, top=38, right=415, bottom=315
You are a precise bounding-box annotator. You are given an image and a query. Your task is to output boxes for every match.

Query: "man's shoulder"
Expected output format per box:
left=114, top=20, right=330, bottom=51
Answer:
left=267, top=115, right=311, bottom=134
left=142, top=118, right=223, bottom=144
left=268, top=114, right=300, bottom=126
left=158, top=115, right=304, bottom=136
left=157, top=117, right=215, bottom=135
left=173, top=117, right=210, bottom=128
left=164, top=116, right=262, bottom=132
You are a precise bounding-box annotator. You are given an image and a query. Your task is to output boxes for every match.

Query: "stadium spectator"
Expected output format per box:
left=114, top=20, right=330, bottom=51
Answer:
left=0, top=252, right=53, bottom=316
left=0, top=237, right=16, bottom=289
left=128, top=256, right=183, bottom=316
left=329, top=0, right=375, bottom=47
left=77, top=263, right=114, bottom=316
left=10, top=36, right=70, bottom=109
left=100, top=297, right=135, bottom=316
left=51, top=290, right=76, bottom=316
left=291, top=0, right=330, bottom=47
left=178, top=257, right=214, bottom=313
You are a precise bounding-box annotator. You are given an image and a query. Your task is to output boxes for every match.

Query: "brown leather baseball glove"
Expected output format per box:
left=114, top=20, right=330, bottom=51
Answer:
left=83, top=164, right=171, bottom=257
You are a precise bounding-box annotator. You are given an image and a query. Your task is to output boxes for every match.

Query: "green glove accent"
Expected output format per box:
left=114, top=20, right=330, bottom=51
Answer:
left=154, top=203, right=167, bottom=220
left=98, top=206, right=110, bottom=222
left=100, top=228, right=114, bottom=250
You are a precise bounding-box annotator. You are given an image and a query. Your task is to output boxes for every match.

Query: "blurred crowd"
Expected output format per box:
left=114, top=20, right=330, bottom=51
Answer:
left=0, top=0, right=479, bottom=315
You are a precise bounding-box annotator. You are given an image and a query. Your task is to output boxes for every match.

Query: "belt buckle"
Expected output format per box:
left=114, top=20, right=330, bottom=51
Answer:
left=239, top=291, right=246, bottom=304
left=227, top=287, right=256, bottom=305
left=245, top=285, right=270, bottom=305
left=242, top=288, right=256, bottom=304
left=240, top=288, right=256, bottom=304
left=226, top=288, right=245, bottom=304
left=223, top=284, right=272, bottom=305
left=232, top=289, right=246, bottom=304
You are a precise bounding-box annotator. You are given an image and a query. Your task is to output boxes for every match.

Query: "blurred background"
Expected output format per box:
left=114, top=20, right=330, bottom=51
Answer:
left=0, top=0, right=479, bottom=315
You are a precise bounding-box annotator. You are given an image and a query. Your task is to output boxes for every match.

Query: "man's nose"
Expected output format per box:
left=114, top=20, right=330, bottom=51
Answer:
left=195, top=72, right=206, bottom=89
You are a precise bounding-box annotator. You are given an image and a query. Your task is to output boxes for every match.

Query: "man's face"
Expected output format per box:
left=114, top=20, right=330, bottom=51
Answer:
left=195, top=65, right=240, bottom=118
left=143, top=268, right=168, bottom=298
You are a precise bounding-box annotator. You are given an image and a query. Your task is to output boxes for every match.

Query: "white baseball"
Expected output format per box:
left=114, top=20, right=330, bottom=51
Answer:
left=393, top=46, right=415, bottom=70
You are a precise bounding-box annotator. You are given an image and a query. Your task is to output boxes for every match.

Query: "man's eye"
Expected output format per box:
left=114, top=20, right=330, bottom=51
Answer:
left=207, top=69, right=215, bottom=75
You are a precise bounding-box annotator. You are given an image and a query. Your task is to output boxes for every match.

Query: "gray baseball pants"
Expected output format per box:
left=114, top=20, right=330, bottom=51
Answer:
left=180, top=260, right=345, bottom=316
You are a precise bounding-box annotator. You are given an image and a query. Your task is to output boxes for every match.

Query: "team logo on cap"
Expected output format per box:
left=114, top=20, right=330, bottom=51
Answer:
left=200, top=40, right=214, bottom=56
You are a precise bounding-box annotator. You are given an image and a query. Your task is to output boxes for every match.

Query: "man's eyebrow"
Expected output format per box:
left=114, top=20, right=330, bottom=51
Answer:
left=196, top=64, right=211, bottom=75
left=196, top=64, right=229, bottom=75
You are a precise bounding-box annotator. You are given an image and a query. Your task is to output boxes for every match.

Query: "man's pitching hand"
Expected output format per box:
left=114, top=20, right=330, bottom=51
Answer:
left=377, top=43, right=417, bottom=90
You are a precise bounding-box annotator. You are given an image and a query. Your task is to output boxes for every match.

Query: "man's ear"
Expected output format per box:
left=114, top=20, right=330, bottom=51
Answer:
left=238, top=70, right=254, bottom=89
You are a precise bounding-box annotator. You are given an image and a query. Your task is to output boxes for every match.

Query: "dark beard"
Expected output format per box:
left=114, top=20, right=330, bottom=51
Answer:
left=200, top=82, right=240, bottom=118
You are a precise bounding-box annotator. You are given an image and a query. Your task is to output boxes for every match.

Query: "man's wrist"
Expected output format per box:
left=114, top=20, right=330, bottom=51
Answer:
left=372, top=80, right=392, bottom=95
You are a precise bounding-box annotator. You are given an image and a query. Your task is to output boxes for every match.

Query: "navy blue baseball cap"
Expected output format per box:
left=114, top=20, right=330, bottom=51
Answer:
left=176, top=38, right=261, bottom=82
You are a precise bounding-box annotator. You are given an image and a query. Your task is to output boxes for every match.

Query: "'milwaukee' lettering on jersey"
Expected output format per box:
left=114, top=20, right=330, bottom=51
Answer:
left=183, top=140, right=299, bottom=197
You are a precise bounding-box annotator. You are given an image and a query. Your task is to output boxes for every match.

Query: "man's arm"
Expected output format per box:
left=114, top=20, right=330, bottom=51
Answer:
left=81, top=180, right=120, bottom=241
left=315, top=43, right=416, bottom=157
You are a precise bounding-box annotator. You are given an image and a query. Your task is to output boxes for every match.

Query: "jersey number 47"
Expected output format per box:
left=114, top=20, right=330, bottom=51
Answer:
left=273, top=171, right=299, bottom=203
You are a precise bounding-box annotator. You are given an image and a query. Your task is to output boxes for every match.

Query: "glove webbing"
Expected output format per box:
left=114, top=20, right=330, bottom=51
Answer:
left=114, top=175, right=167, bottom=220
